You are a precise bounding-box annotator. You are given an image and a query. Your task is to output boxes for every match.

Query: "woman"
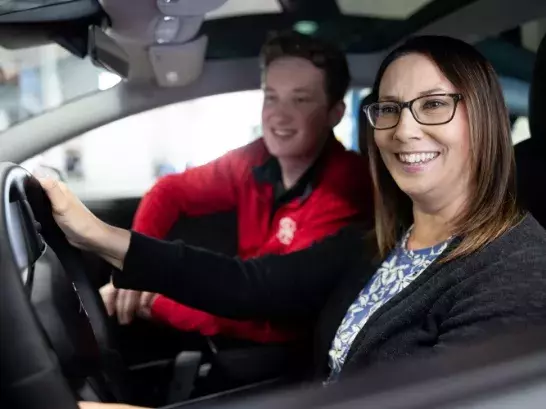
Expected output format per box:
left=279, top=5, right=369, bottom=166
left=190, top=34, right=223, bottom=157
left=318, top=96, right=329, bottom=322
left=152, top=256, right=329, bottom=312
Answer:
left=42, top=35, right=546, bottom=387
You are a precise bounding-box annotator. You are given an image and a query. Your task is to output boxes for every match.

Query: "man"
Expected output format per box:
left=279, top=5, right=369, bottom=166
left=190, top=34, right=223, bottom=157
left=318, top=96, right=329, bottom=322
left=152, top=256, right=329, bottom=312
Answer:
left=102, top=31, right=373, bottom=345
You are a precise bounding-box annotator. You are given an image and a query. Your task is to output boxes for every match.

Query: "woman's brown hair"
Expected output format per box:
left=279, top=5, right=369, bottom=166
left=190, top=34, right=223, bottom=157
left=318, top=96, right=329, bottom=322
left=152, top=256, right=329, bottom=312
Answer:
left=367, top=35, right=522, bottom=260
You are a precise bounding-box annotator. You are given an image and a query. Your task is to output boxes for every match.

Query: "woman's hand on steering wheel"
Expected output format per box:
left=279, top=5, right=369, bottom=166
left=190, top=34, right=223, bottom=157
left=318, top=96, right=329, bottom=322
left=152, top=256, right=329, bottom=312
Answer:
left=38, top=177, right=105, bottom=250
left=38, top=177, right=131, bottom=270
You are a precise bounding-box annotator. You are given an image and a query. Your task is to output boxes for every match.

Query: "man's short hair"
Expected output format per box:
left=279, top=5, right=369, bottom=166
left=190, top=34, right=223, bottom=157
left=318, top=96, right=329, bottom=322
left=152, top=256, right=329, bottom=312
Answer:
left=260, top=31, right=350, bottom=106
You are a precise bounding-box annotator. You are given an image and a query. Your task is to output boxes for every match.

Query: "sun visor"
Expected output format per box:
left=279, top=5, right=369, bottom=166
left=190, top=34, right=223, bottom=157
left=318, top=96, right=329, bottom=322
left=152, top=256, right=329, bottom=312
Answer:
left=98, top=0, right=227, bottom=44
left=96, top=0, right=227, bottom=86
left=149, top=35, right=208, bottom=87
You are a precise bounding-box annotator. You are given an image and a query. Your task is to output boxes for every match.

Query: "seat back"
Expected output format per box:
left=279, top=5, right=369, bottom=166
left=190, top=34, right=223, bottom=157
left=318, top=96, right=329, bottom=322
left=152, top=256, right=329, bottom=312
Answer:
left=514, top=33, right=546, bottom=227
left=166, top=211, right=238, bottom=256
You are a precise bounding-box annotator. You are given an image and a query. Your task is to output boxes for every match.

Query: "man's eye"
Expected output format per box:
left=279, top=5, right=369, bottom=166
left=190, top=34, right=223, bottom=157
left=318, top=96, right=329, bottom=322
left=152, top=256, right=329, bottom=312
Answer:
left=264, top=95, right=277, bottom=102
left=295, top=97, right=311, bottom=103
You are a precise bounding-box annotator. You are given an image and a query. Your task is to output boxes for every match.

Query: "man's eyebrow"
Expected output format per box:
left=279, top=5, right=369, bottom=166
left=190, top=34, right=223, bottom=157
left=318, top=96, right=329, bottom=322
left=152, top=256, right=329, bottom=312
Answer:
left=264, top=86, right=314, bottom=95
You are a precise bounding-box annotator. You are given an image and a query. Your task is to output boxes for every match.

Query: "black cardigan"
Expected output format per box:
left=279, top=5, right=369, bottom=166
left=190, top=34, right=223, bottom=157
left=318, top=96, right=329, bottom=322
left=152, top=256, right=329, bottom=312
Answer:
left=113, top=214, right=546, bottom=380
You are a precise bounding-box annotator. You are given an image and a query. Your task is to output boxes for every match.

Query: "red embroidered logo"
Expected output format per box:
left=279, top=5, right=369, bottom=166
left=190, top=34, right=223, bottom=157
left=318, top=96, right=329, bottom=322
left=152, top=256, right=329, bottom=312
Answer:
left=277, top=217, right=297, bottom=245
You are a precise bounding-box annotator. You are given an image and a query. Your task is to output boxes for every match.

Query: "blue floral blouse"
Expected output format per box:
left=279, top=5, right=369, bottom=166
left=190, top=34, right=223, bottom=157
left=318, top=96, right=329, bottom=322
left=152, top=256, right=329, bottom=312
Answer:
left=328, top=228, right=451, bottom=380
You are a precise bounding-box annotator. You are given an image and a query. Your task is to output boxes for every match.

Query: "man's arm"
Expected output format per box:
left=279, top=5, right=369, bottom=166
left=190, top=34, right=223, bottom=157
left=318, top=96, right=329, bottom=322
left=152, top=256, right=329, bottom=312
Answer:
left=132, top=147, right=245, bottom=239
left=150, top=297, right=299, bottom=342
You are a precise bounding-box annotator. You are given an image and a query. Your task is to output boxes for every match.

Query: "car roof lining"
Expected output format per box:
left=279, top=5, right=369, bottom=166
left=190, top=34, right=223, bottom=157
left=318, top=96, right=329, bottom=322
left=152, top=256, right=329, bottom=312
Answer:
left=0, top=0, right=544, bottom=163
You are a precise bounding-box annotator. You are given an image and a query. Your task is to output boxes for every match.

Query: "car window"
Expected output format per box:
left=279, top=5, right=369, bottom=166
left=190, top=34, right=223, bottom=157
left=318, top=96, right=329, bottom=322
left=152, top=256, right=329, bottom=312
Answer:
left=21, top=88, right=363, bottom=201
left=511, top=116, right=531, bottom=145
left=0, top=43, right=119, bottom=132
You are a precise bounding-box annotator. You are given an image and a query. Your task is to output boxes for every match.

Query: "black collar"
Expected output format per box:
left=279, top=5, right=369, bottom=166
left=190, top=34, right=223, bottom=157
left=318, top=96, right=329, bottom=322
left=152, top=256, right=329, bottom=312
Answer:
left=253, top=135, right=334, bottom=207
left=253, top=156, right=316, bottom=206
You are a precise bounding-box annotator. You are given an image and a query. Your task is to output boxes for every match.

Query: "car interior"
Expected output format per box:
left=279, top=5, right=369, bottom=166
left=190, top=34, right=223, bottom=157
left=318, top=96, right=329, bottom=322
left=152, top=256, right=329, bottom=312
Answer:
left=0, top=1, right=545, bottom=409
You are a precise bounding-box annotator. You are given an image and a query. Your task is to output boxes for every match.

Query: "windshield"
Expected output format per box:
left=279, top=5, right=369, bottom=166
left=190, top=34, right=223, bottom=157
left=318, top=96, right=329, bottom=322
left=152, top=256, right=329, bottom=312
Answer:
left=0, top=43, right=120, bottom=132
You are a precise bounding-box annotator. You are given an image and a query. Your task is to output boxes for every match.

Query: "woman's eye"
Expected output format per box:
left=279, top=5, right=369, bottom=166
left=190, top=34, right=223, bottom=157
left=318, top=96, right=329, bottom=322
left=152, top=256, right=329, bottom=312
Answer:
left=295, top=97, right=311, bottom=103
left=422, top=100, right=447, bottom=109
left=379, top=105, right=398, bottom=115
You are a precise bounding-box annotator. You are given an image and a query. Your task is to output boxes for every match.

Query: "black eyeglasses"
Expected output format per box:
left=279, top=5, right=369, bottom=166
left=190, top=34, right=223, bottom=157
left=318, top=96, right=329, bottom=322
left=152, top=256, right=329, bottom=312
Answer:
left=364, top=93, right=464, bottom=130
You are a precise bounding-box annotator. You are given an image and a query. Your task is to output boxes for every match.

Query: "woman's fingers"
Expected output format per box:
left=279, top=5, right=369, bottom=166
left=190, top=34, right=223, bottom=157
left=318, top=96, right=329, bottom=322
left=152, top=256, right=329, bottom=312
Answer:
left=38, top=177, right=69, bottom=215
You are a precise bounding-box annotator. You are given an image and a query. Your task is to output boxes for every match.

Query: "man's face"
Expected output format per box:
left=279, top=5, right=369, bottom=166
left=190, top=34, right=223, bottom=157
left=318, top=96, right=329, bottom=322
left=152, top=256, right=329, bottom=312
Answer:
left=261, top=57, right=344, bottom=160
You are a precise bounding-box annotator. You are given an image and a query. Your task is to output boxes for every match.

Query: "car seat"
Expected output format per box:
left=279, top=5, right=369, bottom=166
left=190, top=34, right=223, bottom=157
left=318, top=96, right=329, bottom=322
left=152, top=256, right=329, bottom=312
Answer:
left=514, top=33, right=546, bottom=227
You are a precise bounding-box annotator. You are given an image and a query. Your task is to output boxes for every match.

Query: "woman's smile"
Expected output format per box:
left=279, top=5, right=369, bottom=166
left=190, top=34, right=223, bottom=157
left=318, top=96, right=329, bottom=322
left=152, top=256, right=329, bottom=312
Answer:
left=395, top=151, right=441, bottom=173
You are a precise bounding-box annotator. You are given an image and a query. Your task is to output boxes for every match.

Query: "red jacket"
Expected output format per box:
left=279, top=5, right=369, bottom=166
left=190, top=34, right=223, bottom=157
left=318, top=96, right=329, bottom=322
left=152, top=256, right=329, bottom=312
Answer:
left=132, top=137, right=373, bottom=343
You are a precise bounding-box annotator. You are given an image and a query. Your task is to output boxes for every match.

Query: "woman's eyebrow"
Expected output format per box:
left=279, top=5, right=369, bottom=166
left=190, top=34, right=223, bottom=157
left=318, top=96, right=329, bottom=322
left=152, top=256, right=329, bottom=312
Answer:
left=378, top=88, right=448, bottom=102
left=418, top=87, right=447, bottom=96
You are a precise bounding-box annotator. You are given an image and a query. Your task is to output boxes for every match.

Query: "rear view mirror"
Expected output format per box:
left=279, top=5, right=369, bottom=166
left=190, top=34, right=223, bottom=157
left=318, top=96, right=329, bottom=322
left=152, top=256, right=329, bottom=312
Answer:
left=88, top=25, right=129, bottom=79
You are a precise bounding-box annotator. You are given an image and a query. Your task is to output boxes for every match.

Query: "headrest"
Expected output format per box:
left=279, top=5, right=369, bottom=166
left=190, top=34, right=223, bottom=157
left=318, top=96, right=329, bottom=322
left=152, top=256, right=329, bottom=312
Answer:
left=529, top=34, right=546, bottom=148
left=358, top=93, right=375, bottom=153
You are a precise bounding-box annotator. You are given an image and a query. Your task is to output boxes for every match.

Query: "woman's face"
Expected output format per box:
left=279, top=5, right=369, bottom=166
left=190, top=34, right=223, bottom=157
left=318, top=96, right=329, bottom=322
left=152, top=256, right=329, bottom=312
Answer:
left=374, top=53, right=472, bottom=208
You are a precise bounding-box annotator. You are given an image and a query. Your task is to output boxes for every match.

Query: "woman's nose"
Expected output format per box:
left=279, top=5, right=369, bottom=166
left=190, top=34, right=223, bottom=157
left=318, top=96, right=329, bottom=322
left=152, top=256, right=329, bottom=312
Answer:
left=393, top=108, right=422, bottom=142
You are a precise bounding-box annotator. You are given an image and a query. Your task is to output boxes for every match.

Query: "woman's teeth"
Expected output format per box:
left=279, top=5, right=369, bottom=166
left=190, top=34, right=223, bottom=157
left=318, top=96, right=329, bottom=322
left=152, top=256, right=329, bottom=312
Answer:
left=397, top=152, right=439, bottom=164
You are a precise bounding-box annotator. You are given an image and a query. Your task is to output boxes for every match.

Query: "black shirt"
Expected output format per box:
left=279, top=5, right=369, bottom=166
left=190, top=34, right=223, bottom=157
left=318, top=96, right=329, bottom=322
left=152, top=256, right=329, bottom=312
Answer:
left=252, top=156, right=316, bottom=215
left=113, top=214, right=546, bottom=380
left=252, top=134, right=334, bottom=215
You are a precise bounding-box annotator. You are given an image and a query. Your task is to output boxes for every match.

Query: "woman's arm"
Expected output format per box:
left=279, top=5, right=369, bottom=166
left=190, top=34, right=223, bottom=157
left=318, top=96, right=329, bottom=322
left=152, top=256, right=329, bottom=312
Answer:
left=39, top=178, right=366, bottom=322
left=433, top=243, right=546, bottom=351
left=112, top=227, right=364, bottom=322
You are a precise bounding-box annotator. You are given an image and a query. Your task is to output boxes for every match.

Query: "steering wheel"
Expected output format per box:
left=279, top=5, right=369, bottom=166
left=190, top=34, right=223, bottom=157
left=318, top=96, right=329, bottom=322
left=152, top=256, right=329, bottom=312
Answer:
left=0, top=163, right=130, bottom=408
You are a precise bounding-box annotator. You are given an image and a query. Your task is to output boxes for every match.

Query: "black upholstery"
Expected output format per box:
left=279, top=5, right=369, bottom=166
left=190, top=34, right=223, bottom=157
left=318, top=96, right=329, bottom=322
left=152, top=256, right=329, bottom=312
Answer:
left=514, top=33, right=546, bottom=227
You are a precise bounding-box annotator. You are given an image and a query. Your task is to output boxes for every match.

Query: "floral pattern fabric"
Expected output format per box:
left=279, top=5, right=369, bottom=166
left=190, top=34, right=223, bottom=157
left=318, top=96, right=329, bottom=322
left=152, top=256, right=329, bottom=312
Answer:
left=327, top=228, right=451, bottom=380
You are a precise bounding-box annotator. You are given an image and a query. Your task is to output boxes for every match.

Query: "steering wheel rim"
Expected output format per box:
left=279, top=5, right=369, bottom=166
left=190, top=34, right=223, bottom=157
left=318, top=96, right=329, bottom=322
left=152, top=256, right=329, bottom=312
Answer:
left=0, top=163, right=128, bottom=407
